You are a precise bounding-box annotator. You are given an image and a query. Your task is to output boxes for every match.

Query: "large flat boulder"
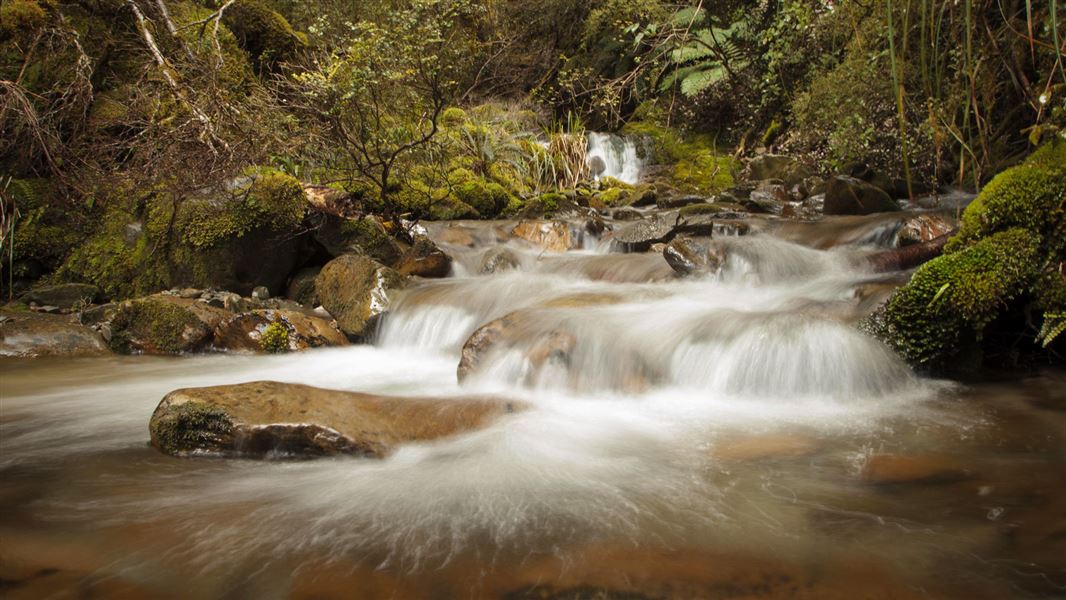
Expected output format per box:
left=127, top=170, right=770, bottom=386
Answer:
left=148, top=381, right=522, bottom=458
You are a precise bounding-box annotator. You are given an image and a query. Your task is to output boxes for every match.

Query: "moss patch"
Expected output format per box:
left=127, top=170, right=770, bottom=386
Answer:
left=150, top=401, right=235, bottom=455
left=109, top=297, right=203, bottom=354
left=259, top=321, right=290, bottom=353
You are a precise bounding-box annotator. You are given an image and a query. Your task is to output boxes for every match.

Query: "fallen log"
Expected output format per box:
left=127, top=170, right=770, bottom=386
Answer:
left=866, top=232, right=955, bottom=272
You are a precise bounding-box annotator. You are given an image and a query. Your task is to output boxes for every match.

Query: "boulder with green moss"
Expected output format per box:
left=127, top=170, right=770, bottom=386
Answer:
left=312, top=214, right=405, bottom=266
left=315, top=254, right=408, bottom=339
left=870, top=141, right=1066, bottom=371
left=221, top=0, right=306, bottom=70
left=57, top=170, right=308, bottom=299
left=108, top=295, right=231, bottom=355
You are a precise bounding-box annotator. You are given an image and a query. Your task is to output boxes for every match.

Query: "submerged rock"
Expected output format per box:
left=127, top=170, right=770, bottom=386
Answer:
left=511, top=220, right=574, bottom=252
left=824, top=176, right=901, bottom=215
left=0, top=311, right=109, bottom=358
left=663, top=238, right=726, bottom=277
left=148, top=381, right=522, bottom=458
left=479, top=247, right=521, bottom=274
left=862, top=454, right=972, bottom=485
left=315, top=254, right=407, bottom=339
left=212, top=309, right=349, bottom=352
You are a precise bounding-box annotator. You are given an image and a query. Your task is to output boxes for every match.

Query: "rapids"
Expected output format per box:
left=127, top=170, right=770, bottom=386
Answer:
left=2, top=209, right=1065, bottom=599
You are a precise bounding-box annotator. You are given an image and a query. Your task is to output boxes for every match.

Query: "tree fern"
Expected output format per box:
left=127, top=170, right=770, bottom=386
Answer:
left=657, top=13, right=749, bottom=98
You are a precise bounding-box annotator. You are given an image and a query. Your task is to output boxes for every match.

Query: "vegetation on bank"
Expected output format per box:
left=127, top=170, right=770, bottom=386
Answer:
left=1, top=0, right=1064, bottom=371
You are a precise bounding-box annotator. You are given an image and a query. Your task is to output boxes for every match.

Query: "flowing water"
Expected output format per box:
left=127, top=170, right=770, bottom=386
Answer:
left=587, top=133, right=645, bottom=184
left=2, top=208, right=1065, bottom=599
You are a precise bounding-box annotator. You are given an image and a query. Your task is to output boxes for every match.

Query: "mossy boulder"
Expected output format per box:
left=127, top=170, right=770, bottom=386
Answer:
left=620, top=121, right=735, bottom=194
left=6, top=179, right=84, bottom=288
left=453, top=178, right=511, bottom=218
left=871, top=141, right=1066, bottom=371
left=57, top=170, right=308, bottom=298
left=108, top=295, right=229, bottom=355
left=221, top=0, right=306, bottom=70
left=314, top=255, right=407, bottom=339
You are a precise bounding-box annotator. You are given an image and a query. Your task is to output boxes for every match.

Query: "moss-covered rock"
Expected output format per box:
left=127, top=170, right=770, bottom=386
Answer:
left=872, top=141, right=1066, bottom=370
left=108, top=296, right=217, bottom=355
left=315, top=254, right=407, bottom=339
left=57, top=170, right=307, bottom=298
left=221, top=0, right=306, bottom=70
left=258, top=321, right=289, bottom=353
left=312, top=214, right=405, bottom=266
left=453, top=178, right=511, bottom=218
left=0, top=0, right=49, bottom=44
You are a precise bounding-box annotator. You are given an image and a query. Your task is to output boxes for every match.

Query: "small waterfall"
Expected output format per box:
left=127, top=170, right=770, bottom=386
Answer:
left=587, top=132, right=644, bottom=184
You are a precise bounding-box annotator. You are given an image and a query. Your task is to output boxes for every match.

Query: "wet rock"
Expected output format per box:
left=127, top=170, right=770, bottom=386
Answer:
left=0, top=311, right=110, bottom=358
left=862, top=454, right=973, bottom=485
left=437, top=225, right=476, bottom=247
left=585, top=214, right=608, bottom=236
left=663, top=238, right=726, bottom=277
left=251, top=286, right=271, bottom=301
left=824, top=176, right=901, bottom=215
left=479, top=247, right=521, bottom=274
left=149, top=381, right=522, bottom=458
left=673, top=214, right=716, bottom=236
left=587, top=156, right=607, bottom=178
left=511, top=220, right=575, bottom=252
left=18, top=283, right=101, bottom=309
left=315, top=254, right=407, bottom=339
left=611, top=207, right=644, bottom=221
left=743, top=154, right=812, bottom=186
left=286, top=267, right=320, bottom=306
left=678, top=203, right=741, bottom=218
left=177, top=288, right=202, bottom=299
left=212, top=309, right=349, bottom=353
left=609, top=216, right=676, bottom=252
left=741, top=193, right=784, bottom=215
left=458, top=314, right=517, bottom=381
left=108, top=295, right=231, bottom=355
left=656, top=195, right=707, bottom=210
left=897, top=213, right=955, bottom=246
left=396, top=234, right=452, bottom=278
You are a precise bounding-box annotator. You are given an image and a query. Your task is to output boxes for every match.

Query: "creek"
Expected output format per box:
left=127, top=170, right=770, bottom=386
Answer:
left=1, top=202, right=1064, bottom=598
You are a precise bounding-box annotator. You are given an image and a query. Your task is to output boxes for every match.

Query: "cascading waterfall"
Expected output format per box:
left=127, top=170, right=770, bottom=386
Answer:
left=587, top=132, right=644, bottom=184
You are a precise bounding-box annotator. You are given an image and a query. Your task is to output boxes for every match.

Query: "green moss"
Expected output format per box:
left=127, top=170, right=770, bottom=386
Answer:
left=454, top=178, right=510, bottom=218
left=109, top=297, right=201, bottom=354
left=598, top=187, right=625, bottom=206
left=150, top=401, right=234, bottom=455
left=441, top=107, right=467, bottom=127
left=259, top=321, right=290, bottom=353
left=946, top=144, right=1066, bottom=256
left=0, top=0, right=48, bottom=43
left=177, top=170, right=305, bottom=248
left=221, top=0, right=306, bottom=70
left=679, top=203, right=728, bottom=217
left=620, top=121, right=735, bottom=194
left=598, top=177, right=633, bottom=191
left=876, top=228, right=1041, bottom=367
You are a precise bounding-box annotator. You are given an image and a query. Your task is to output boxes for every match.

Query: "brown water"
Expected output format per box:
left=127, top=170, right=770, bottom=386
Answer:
left=2, top=209, right=1064, bottom=599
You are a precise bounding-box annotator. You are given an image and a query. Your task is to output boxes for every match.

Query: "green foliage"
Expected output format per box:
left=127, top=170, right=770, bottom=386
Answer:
left=109, top=297, right=200, bottom=354
left=259, top=321, right=290, bottom=353
left=441, top=107, right=467, bottom=127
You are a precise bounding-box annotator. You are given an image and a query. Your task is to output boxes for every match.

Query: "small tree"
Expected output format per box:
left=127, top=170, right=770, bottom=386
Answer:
left=291, top=0, right=479, bottom=217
